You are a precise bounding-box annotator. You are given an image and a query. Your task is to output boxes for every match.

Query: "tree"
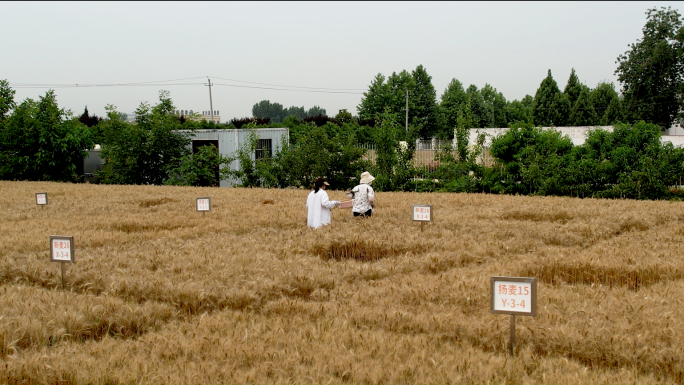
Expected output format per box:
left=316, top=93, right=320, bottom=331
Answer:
left=306, top=105, right=327, bottom=117
left=569, top=87, right=599, bottom=126
left=410, top=65, right=439, bottom=138
left=386, top=70, right=415, bottom=133
left=455, top=99, right=474, bottom=161
left=466, top=85, right=494, bottom=129
left=0, top=90, right=92, bottom=181
left=615, top=7, right=684, bottom=128
left=0, top=79, right=15, bottom=119
left=591, top=82, right=621, bottom=124
left=78, top=106, right=103, bottom=127
left=252, top=100, right=285, bottom=122
left=603, top=96, right=626, bottom=125
left=357, top=74, right=392, bottom=120
left=283, top=106, right=306, bottom=120
left=333, top=109, right=354, bottom=125
left=439, top=78, right=469, bottom=136
left=481, top=84, right=507, bottom=128
left=564, top=68, right=583, bottom=107
left=506, top=96, right=534, bottom=125
left=99, top=91, right=190, bottom=185
left=533, top=70, right=569, bottom=126
left=371, top=108, right=415, bottom=191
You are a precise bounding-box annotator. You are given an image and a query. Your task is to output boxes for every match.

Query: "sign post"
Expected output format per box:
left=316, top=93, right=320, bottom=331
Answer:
left=412, top=204, right=432, bottom=231
left=490, top=276, right=537, bottom=357
left=36, top=192, right=48, bottom=208
left=50, top=236, right=74, bottom=290
left=196, top=197, right=211, bottom=217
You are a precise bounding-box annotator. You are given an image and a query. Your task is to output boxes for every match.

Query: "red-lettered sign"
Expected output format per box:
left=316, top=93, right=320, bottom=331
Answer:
left=490, top=276, right=537, bottom=316
left=412, top=204, right=432, bottom=222
left=50, top=236, right=74, bottom=263
left=196, top=197, right=211, bottom=212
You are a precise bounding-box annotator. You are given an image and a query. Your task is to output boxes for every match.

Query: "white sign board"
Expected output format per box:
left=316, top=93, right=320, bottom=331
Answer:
left=50, top=236, right=74, bottom=263
left=196, top=197, right=211, bottom=212
left=36, top=193, right=48, bottom=205
left=490, top=276, right=537, bottom=316
left=412, top=204, right=432, bottom=222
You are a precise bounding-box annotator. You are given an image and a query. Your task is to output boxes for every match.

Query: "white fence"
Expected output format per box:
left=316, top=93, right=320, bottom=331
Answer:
left=358, top=139, right=457, bottom=176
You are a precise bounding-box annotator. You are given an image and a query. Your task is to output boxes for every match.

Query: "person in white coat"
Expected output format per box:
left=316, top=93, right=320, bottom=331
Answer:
left=306, top=178, right=340, bottom=229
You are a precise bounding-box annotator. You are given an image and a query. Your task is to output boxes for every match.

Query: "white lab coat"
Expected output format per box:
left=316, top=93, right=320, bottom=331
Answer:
left=306, top=189, right=339, bottom=229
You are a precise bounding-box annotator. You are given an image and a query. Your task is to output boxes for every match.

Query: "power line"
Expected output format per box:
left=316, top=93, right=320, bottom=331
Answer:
left=9, top=75, right=366, bottom=94
left=208, top=75, right=366, bottom=91
left=211, top=82, right=363, bottom=94
left=10, top=76, right=207, bottom=88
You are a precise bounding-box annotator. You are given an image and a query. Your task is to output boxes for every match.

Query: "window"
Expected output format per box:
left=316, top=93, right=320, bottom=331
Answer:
left=256, top=139, right=272, bottom=159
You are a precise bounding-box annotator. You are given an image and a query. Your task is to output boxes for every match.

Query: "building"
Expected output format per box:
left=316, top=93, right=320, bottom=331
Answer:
left=176, top=110, right=221, bottom=123
left=181, top=128, right=289, bottom=187
left=460, top=126, right=684, bottom=149
left=121, top=110, right=222, bottom=124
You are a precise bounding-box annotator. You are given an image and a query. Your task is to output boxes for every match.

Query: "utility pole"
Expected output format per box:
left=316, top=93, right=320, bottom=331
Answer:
left=405, top=89, right=409, bottom=132
left=205, top=77, right=214, bottom=122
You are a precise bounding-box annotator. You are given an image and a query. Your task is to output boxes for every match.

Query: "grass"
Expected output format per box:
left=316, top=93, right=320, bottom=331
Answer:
left=0, top=181, right=683, bottom=384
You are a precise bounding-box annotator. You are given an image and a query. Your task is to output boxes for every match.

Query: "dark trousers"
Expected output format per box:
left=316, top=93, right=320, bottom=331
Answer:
left=353, top=209, right=373, bottom=217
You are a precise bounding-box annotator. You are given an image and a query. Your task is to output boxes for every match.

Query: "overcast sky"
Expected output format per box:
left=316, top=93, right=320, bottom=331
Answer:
left=3, top=1, right=683, bottom=121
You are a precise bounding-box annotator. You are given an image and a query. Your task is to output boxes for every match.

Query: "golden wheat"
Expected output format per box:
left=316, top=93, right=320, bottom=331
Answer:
left=0, top=181, right=683, bottom=384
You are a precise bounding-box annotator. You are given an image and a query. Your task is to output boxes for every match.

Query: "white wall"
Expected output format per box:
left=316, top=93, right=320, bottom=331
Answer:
left=462, top=126, right=684, bottom=148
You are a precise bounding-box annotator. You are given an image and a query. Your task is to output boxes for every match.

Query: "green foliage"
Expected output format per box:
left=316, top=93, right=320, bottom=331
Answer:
left=251, top=100, right=324, bottom=123
left=371, top=109, right=417, bottom=191
left=0, top=80, right=16, bottom=119
left=99, top=91, right=190, bottom=185
left=0, top=90, right=92, bottom=181
left=591, top=82, right=621, bottom=125
left=438, top=78, right=468, bottom=137
left=481, top=84, right=508, bottom=128
left=410, top=65, right=439, bottom=139
left=357, top=74, right=392, bottom=121
left=466, top=85, right=494, bottom=129
left=306, top=106, right=327, bottom=117
left=455, top=100, right=474, bottom=161
left=229, top=125, right=369, bottom=190
left=569, top=87, right=599, bottom=126
left=505, top=96, right=534, bottom=125
left=564, top=68, right=583, bottom=107
left=616, top=7, right=684, bottom=128
left=358, top=65, right=438, bottom=139
left=533, top=70, right=570, bottom=126
left=165, top=144, right=230, bottom=187
left=333, top=109, right=354, bottom=125
left=488, top=122, right=573, bottom=195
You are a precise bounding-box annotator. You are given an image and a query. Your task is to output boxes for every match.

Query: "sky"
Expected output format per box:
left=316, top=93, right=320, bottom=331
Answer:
left=2, top=1, right=683, bottom=121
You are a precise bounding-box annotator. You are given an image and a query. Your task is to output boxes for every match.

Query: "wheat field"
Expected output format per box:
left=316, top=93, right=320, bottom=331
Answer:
left=1, top=181, right=684, bottom=384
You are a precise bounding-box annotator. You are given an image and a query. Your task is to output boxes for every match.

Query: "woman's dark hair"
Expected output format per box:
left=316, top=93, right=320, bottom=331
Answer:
left=314, top=179, right=326, bottom=193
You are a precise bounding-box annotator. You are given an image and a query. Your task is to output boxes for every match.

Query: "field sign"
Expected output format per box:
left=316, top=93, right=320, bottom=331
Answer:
left=36, top=192, right=48, bottom=206
left=412, top=204, right=432, bottom=231
left=412, top=204, right=432, bottom=221
left=490, top=276, right=537, bottom=356
left=50, top=235, right=74, bottom=290
left=196, top=197, right=211, bottom=213
left=490, top=277, right=537, bottom=316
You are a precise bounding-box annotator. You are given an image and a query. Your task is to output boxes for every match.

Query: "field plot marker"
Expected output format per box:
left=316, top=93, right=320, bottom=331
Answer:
left=412, top=204, right=432, bottom=231
left=196, top=197, right=211, bottom=217
left=50, top=235, right=75, bottom=290
left=36, top=192, right=48, bottom=208
left=490, top=276, right=537, bottom=357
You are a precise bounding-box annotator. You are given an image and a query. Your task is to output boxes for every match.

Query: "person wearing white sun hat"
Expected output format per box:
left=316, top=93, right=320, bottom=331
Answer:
left=348, top=171, right=375, bottom=217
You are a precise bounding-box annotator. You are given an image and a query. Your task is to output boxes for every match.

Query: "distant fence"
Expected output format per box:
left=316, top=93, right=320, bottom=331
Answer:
left=358, top=139, right=496, bottom=177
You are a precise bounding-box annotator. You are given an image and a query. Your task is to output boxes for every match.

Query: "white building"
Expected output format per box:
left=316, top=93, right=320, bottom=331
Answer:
left=460, top=126, right=684, bottom=148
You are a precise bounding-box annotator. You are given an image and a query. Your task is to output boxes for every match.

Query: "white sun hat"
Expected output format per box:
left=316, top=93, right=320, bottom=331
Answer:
left=360, top=172, right=375, bottom=184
